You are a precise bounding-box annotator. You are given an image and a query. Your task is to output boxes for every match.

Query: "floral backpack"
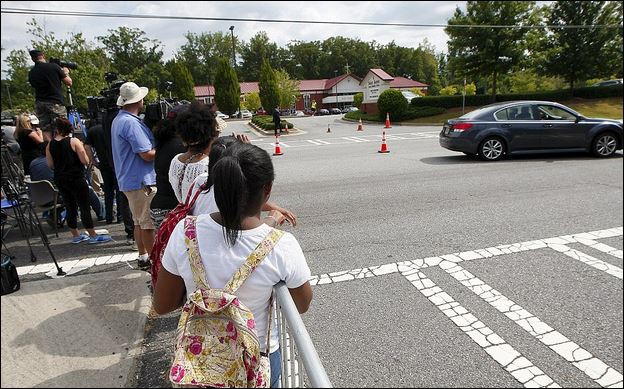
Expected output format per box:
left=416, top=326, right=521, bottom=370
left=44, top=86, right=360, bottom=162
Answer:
left=169, top=216, right=284, bottom=388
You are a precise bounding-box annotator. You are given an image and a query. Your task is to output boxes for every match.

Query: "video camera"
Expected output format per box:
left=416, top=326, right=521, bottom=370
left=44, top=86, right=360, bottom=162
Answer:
left=49, top=57, right=78, bottom=70
left=144, top=80, right=187, bottom=126
left=86, top=72, right=126, bottom=118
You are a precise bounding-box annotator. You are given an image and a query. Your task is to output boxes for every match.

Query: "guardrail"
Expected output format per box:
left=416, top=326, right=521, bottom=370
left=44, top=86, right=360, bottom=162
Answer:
left=274, top=282, right=332, bottom=388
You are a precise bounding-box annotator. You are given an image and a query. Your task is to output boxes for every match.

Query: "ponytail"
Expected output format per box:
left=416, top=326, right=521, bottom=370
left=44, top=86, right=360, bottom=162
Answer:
left=213, top=156, right=247, bottom=246
left=212, top=143, right=275, bottom=247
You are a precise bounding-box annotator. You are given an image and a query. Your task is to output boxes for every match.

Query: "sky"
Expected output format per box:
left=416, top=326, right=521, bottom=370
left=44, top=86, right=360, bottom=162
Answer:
left=1, top=1, right=466, bottom=75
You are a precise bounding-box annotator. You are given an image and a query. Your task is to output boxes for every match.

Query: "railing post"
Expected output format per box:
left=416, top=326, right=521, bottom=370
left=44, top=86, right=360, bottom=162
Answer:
left=273, top=282, right=332, bottom=388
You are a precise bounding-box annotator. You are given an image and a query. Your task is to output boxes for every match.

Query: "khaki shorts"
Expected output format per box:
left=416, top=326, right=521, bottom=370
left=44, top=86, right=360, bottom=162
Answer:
left=124, top=188, right=156, bottom=230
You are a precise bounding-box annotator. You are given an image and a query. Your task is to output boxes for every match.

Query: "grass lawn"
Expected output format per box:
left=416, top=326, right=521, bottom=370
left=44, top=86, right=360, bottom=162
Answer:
left=402, top=96, right=623, bottom=124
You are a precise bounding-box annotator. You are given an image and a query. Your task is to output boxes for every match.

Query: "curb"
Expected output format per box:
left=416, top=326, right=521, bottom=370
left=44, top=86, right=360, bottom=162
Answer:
left=340, top=118, right=442, bottom=127
left=247, top=122, right=306, bottom=137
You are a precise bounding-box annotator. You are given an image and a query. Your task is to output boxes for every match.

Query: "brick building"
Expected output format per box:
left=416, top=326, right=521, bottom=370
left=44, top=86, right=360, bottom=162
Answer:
left=193, top=69, right=428, bottom=111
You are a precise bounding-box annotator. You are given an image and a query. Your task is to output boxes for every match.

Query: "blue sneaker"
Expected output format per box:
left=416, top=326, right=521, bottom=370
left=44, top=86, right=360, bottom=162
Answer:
left=71, top=233, right=90, bottom=244
left=88, top=234, right=113, bottom=244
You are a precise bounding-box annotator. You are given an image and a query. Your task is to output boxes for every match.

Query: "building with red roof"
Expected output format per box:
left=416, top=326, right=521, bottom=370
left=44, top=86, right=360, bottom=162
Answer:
left=193, top=68, right=427, bottom=112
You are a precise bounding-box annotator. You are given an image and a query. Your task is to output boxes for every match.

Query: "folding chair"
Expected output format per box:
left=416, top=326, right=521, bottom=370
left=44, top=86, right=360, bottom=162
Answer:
left=24, top=179, right=62, bottom=237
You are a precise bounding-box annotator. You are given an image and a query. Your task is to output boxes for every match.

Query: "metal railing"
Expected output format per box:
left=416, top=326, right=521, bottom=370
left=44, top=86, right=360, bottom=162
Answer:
left=273, top=282, right=332, bottom=388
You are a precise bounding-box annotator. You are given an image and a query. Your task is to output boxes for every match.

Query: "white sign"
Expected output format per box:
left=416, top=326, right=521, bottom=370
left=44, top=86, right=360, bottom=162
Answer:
left=363, top=73, right=391, bottom=104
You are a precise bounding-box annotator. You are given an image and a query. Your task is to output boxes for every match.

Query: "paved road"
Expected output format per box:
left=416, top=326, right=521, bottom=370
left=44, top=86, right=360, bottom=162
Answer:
left=11, top=116, right=624, bottom=387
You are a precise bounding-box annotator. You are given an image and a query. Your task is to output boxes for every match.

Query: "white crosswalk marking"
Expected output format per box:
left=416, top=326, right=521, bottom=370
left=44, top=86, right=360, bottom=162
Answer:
left=546, top=244, right=623, bottom=279
left=307, top=227, right=623, bottom=387
left=438, top=260, right=623, bottom=388
left=403, top=268, right=560, bottom=388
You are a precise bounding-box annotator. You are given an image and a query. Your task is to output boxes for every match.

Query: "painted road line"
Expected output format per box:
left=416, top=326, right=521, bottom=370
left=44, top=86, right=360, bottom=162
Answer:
left=572, top=238, right=623, bottom=259
left=342, top=136, right=367, bottom=143
left=403, top=268, right=560, bottom=388
left=439, top=260, right=624, bottom=388
left=314, top=139, right=331, bottom=144
left=307, top=227, right=622, bottom=286
left=306, top=139, right=324, bottom=145
left=546, top=244, right=623, bottom=279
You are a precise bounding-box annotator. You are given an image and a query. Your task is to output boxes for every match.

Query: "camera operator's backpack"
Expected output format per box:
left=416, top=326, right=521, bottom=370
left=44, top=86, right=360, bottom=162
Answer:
left=169, top=216, right=283, bottom=388
left=150, top=182, right=206, bottom=288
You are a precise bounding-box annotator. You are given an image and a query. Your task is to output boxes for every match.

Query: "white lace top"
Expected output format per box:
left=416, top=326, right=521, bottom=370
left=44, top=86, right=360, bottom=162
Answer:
left=168, top=153, right=209, bottom=202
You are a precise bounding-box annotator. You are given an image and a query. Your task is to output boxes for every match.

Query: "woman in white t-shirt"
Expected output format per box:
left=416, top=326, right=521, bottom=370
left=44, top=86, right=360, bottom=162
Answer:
left=153, top=142, right=313, bottom=387
left=168, top=102, right=218, bottom=203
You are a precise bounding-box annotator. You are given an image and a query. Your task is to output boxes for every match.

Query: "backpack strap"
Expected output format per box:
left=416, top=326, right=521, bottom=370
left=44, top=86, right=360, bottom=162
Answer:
left=182, top=216, right=210, bottom=290
left=224, top=229, right=285, bottom=294
left=184, top=179, right=204, bottom=208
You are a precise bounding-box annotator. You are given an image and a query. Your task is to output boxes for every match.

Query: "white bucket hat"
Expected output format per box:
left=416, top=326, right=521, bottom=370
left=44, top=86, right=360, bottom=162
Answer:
left=116, top=82, right=149, bottom=107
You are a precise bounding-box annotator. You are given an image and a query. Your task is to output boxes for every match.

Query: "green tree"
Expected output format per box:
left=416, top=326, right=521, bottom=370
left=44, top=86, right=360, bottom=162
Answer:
left=214, top=58, right=240, bottom=116
left=2, top=49, right=34, bottom=112
left=287, top=40, right=322, bottom=79
left=275, top=69, right=299, bottom=108
left=446, top=1, right=535, bottom=100
left=97, top=27, right=163, bottom=77
left=541, top=1, right=623, bottom=90
left=242, top=92, right=261, bottom=111
left=258, top=59, right=280, bottom=111
left=165, top=59, right=196, bottom=101
left=177, top=31, right=235, bottom=85
left=240, top=32, right=280, bottom=82
left=353, top=92, right=363, bottom=108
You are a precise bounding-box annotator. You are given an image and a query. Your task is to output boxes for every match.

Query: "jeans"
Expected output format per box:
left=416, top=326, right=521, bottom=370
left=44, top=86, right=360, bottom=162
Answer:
left=88, top=185, right=104, bottom=220
left=270, top=348, right=281, bottom=388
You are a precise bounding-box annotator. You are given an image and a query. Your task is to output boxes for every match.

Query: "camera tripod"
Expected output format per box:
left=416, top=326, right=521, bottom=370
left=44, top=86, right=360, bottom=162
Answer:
left=1, top=145, right=65, bottom=276
left=66, top=86, right=87, bottom=139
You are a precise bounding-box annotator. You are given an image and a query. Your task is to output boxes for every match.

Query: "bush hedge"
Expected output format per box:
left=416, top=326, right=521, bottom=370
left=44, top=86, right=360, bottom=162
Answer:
left=377, top=89, right=408, bottom=121
left=251, top=115, right=294, bottom=131
left=344, top=106, right=446, bottom=122
left=410, top=85, right=622, bottom=109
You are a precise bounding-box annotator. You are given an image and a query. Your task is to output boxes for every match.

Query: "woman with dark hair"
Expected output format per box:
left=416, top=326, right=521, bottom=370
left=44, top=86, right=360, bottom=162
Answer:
left=168, top=101, right=219, bottom=203
left=153, top=142, right=312, bottom=387
left=14, top=112, right=44, bottom=175
left=45, top=118, right=112, bottom=244
left=150, top=108, right=187, bottom=230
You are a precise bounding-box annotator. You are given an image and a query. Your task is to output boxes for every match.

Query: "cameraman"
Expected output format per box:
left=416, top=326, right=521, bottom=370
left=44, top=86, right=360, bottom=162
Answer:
left=28, top=49, right=72, bottom=141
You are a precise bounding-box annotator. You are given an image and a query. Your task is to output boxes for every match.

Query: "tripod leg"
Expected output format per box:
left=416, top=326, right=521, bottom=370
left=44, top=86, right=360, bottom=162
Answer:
left=28, top=205, right=65, bottom=276
left=11, top=203, right=38, bottom=262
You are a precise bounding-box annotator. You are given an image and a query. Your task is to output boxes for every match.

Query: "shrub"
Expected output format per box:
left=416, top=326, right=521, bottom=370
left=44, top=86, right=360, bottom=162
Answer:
left=411, top=89, right=579, bottom=108
left=440, top=86, right=458, bottom=96
left=251, top=115, right=293, bottom=130
left=353, top=92, right=363, bottom=108
left=344, top=107, right=445, bottom=121
left=377, top=89, right=408, bottom=121
left=573, top=85, right=623, bottom=99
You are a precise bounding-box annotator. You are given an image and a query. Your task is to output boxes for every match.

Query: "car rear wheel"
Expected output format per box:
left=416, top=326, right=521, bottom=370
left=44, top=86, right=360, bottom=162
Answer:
left=592, top=132, right=618, bottom=157
left=479, top=137, right=505, bottom=161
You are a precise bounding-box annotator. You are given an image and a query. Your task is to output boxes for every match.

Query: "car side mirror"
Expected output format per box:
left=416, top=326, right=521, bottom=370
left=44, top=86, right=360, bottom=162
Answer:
left=575, top=116, right=583, bottom=123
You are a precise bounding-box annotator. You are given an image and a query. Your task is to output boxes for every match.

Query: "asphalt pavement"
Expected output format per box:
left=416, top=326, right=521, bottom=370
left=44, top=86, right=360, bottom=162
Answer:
left=3, top=115, right=622, bottom=388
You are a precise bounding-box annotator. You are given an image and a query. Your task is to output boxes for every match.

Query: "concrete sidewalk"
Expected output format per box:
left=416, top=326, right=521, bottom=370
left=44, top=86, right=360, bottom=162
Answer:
left=1, top=269, right=151, bottom=388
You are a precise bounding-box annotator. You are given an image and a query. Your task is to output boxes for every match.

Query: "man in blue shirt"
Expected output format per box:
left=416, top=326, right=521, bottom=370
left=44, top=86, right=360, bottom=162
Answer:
left=111, top=82, right=156, bottom=269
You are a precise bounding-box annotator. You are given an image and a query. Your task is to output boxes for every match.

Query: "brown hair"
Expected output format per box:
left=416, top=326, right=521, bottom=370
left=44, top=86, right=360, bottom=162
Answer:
left=55, top=118, right=74, bottom=136
left=13, top=113, right=33, bottom=140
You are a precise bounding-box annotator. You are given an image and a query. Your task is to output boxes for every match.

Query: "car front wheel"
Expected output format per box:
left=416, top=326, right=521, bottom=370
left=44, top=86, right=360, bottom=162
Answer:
left=479, top=137, right=506, bottom=161
left=592, top=133, right=618, bottom=157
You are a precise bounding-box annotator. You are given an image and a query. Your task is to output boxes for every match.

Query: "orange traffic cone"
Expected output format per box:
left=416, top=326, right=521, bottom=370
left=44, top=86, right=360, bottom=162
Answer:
left=357, top=118, right=363, bottom=131
left=385, top=113, right=392, bottom=128
left=327, top=124, right=331, bottom=133
left=273, top=135, right=283, bottom=156
left=378, top=131, right=390, bottom=153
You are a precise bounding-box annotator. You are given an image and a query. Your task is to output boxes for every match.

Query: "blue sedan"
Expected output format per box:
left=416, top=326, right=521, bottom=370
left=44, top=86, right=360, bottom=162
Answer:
left=439, top=101, right=623, bottom=161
